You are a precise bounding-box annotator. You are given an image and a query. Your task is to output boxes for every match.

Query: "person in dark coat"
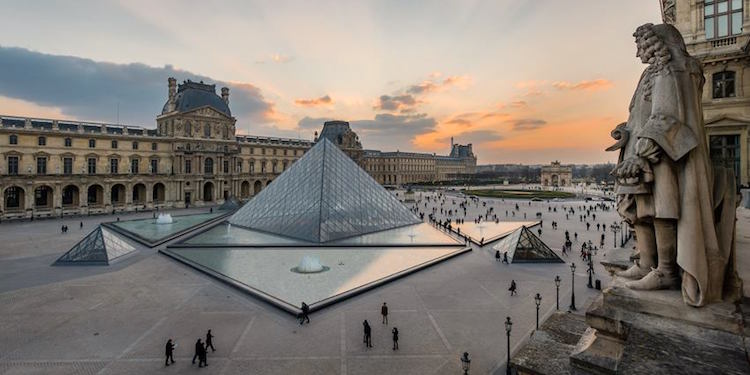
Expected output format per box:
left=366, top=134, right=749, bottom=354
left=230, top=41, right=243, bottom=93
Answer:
left=363, top=320, right=372, bottom=348
left=165, top=339, right=175, bottom=366
left=198, top=341, right=208, bottom=367
left=381, top=302, right=388, bottom=325
left=509, top=280, right=517, bottom=296
left=299, top=302, right=310, bottom=325
left=392, top=327, right=399, bottom=350
left=192, top=338, right=203, bottom=365
left=495, top=250, right=501, bottom=262
left=502, top=252, right=509, bottom=264
left=205, top=329, right=215, bottom=352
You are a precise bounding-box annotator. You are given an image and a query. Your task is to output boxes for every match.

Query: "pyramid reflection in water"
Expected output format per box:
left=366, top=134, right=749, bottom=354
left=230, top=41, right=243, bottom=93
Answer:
left=229, top=138, right=420, bottom=243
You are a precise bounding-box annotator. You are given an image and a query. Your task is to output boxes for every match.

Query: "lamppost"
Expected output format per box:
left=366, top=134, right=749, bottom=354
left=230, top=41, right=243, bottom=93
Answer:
left=569, top=263, right=577, bottom=311
left=534, top=293, right=542, bottom=330
left=610, top=222, right=620, bottom=248
left=554, top=276, right=561, bottom=310
left=460, top=352, right=471, bottom=375
left=505, top=316, right=513, bottom=375
left=587, top=255, right=594, bottom=289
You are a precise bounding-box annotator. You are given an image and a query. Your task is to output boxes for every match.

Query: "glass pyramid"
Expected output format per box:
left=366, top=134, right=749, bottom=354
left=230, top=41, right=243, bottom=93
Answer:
left=491, top=226, right=563, bottom=263
left=55, top=226, right=136, bottom=265
left=229, top=138, right=421, bottom=243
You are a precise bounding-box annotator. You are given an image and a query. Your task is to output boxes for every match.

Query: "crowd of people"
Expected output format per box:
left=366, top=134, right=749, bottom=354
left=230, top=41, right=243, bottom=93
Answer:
left=164, top=329, right=216, bottom=368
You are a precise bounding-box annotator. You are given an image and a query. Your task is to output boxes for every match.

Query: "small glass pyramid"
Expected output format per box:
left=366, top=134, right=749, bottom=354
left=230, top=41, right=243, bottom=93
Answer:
left=55, top=226, right=136, bottom=265
left=229, top=138, right=421, bottom=243
left=492, top=226, right=563, bottom=263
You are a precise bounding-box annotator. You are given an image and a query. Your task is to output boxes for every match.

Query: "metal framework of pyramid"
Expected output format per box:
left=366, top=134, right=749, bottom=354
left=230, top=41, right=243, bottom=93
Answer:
left=492, top=226, right=563, bottom=263
left=55, top=226, right=136, bottom=265
left=229, top=138, right=421, bottom=243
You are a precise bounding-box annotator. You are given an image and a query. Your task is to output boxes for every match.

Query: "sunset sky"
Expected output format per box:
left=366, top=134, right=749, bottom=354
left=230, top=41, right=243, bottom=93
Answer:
left=0, top=0, right=661, bottom=164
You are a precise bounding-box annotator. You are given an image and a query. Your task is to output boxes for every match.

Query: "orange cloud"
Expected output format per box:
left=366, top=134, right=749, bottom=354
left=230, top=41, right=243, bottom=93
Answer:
left=552, top=79, right=613, bottom=91
left=294, top=95, right=333, bottom=107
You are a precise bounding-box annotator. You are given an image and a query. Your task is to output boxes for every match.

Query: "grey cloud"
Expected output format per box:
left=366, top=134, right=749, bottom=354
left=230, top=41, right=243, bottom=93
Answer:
left=0, top=46, right=273, bottom=127
left=374, top=94, right=418, bottom=112
left=511, top=118, right=547, bottom=131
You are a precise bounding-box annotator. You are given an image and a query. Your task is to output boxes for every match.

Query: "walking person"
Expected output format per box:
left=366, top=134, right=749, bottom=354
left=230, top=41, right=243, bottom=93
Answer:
left=392, top=327, right=399, bottom=350
left=80, top=221, right=83, bottom=229
left=502, top=252, right=509, bottom=264
left=509, top=280, right=517, bottom=296
left=495, top=250, right=501, bottom=262
left=165, top=339, right=175, bottom=367
left=205, top=329, right=215, bottom=352
left=299, top=302, right=310, bottom=325
left=192, top=338, right=203, bottom=365
left=363, top=320, right=372, bottom=348
left=381, top=302, right=388, bottom=325
left=198, top=339, right=208, bottom=368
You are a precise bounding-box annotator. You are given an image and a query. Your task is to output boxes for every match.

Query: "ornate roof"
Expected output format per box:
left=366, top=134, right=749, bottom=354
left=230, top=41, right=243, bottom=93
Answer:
left=162, top=80, right=231, bottom=117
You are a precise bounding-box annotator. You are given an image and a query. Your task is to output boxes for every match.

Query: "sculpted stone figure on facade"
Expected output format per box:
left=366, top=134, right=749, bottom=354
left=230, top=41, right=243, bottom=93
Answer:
left=608, top=23, right=740, bottom=307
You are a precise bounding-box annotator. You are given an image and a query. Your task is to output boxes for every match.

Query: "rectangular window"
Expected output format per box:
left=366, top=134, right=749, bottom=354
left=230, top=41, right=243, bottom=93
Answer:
left=713, top=71, right=736, bottom=98
left=88, top=158, right=96, bottom=174
left=223, top=160, right=229, bottom=173
left=37, top=157, right=47, bottom=175
left=130, top=159, right=139, bottom=174
left=110, top=158, right=118, bottom=174
left=151, top=142, right=157, bottom=151
left=250, top=147, right=254, bottom=154
left=249, top=162, right=255, bottom=173
left=185, top=159, right=192, bottom=174
left=63, top=157, right=73, bottom=175
left=237, top=160, right=243, bottom=173
left=64, top=138, right=71, bottom=147
left=150, top=159, right=158, bottom=174
left=111, top=140, right=118, bottom=149
left=8, top=156, right=18, bottom=175
left=89, top=139, right=96, bottom=148
left=9, top=135, right=17, bottom=145
left=132, top=141, right=138, bottom=150
left=709, top=134, right=741, bottom=189
left=38, top=136, right=46, bottom=146
left=204, top=125, right=211, bottom=138
left=705, top=0, right=743, bottom=39
left=284, top=149, right=288, bottom=156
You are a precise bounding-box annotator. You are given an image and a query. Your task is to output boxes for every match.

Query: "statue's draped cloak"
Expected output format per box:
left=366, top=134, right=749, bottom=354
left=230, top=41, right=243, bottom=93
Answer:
left=619, top=59, right=735, bottom=306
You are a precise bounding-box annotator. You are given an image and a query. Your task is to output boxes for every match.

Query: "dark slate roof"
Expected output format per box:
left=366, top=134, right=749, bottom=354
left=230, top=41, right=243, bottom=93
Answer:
left=162, top=80, right=231, bottom=117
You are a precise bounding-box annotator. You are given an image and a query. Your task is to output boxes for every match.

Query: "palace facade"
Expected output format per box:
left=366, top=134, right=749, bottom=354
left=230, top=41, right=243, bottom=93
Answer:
left=665, top=0, right=750, bottom=187
left=0, top=79, right=477, bottom=220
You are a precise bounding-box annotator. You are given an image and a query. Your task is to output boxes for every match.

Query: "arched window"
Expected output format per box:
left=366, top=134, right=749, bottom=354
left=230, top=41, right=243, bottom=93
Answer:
left=204, top=158, right=213, bottom=174
left=713, top=71, right=736, bottom=99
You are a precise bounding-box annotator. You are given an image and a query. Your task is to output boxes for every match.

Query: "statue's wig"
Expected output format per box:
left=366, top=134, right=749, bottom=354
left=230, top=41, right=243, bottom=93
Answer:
left=634, top=23, right=672, bottom=69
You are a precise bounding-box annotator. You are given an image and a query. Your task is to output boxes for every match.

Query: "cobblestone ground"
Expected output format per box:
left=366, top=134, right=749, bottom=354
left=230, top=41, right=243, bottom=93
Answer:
left=3, top=187, right=745, bottom=375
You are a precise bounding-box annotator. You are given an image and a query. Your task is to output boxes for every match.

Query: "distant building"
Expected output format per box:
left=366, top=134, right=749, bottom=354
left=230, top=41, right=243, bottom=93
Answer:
left=314, top=120, right=364, bottom=165
left=363, top=136, right=477, bottom=185
left=540, top=161, right=572, bottom=187
left=664, top=1, right=750, bottom=188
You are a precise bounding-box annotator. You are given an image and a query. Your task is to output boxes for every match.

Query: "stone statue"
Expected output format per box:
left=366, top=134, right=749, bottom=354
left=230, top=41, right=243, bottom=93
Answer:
left=607, top=23, right=740, bottom=307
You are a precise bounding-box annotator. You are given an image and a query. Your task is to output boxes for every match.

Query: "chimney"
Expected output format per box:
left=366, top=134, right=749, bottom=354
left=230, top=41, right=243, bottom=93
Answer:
left=221, top=87, right=230, bottom=105
left=167, top=77, right=177, bottom=112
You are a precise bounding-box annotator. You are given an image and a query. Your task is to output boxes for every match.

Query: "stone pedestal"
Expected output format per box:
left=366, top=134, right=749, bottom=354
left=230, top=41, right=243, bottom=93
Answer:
left=569, top=278, right=748, bottom=374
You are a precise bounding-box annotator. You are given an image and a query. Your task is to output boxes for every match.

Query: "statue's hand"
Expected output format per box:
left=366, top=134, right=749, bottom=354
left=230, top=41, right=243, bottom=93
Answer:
left=636, top=137, right=661, bottom=163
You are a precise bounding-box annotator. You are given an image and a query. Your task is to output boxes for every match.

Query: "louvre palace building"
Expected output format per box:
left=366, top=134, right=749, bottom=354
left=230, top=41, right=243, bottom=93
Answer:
left=0, top=78, right=476, bottom=220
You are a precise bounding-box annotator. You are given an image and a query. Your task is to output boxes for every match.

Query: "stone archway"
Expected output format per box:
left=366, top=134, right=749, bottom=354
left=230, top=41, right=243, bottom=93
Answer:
left=132, top=183, right=147, bottom=204
left=111, top=184, right=126, bottom=206
left=266, top=179, right=273, bottom=187
left=551, top=174, right=559, bottom=186
left=253, top=180, right=262, bottom=195
left=4, top=186, right=25, bottom=211
left=88, top=184, right=104, bottom=206
left=240, top=181, right=250, bottom=199
left=62, top=185, right=80, bottom=207
left=34, top=185, right=54, bottom=209
left=203, top=181, right=214, bottom=202
left=152, top=183, right=166, bottom=203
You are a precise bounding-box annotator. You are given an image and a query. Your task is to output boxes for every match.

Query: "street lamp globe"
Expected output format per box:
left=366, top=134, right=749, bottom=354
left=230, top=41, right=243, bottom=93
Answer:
left=534, top=293, right=542, bottom=307
left=554, top=275, right=561, bottom=287
left=570, top=262, right=576, bottom=273
left=505, top=316, right=512, bottom=333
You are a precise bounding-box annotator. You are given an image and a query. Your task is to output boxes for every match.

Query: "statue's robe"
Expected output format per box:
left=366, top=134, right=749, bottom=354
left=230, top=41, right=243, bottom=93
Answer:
left=618, top=57, right=738, bottom=306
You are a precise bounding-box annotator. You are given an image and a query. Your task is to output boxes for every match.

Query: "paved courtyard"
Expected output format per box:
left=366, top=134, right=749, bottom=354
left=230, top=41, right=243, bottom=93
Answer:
left=0, top=189, right=746, bottom=375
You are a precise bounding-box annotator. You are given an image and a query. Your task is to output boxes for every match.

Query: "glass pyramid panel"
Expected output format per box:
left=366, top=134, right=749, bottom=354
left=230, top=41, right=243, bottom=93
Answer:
left=55, top=226, right=136, bottom=265
left=229, top=139, right=420, bottom=243
left=491, top=226, right=563, bottom=263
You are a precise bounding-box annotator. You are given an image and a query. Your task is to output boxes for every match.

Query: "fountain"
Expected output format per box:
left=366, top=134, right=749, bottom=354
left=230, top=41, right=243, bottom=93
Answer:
left=156, top=213, right=174, bottom=224
left=223, top=223, right=232, bottom=239
left=291, top=255, right=329, bottom=274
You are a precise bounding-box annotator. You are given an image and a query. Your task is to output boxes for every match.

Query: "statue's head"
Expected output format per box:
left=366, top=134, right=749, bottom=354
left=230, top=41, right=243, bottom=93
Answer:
left=633, top=23, right=688, bottom=68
